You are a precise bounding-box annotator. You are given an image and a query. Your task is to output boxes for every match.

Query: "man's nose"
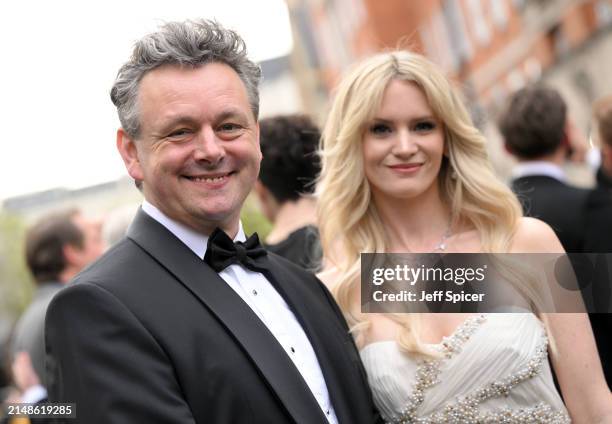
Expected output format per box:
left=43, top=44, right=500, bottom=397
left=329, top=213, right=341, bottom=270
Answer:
left=193, top=127, right=225, bottom=164
left=392, top=128, right=418, bottom=156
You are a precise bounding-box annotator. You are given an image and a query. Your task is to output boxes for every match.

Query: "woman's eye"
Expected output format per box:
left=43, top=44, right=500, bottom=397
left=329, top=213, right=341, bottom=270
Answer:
left=414, top=121, right=436, bottom=132
left=369, top=123, right=391, bottom=135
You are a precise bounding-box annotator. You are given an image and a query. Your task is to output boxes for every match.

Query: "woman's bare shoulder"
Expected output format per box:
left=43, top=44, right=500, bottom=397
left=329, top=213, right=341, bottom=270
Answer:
left=317, top=263, right=341, bottom=291
left=510, top=217, right=565, bottom=253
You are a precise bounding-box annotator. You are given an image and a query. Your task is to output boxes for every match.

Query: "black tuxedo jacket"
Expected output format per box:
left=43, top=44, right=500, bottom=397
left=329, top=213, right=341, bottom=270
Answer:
left=45, top=210, right=381, bottom=424
left=511, top=175, right=590, bottom=252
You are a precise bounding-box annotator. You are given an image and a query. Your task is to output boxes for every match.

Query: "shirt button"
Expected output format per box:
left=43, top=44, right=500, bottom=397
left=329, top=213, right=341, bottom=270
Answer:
left=252, top=289, right=257, bottom=296
left=326, top=409, right=330, bottom=415
left=290, top=347, right=295, bottom=353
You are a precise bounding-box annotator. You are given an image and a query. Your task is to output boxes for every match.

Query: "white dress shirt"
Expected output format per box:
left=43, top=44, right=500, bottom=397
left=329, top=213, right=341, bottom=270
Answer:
left=21, top=384, right=47, bottom=403
left=511, top=161, right=566, bottom=182
left=141, top=201, right=338, bottom=423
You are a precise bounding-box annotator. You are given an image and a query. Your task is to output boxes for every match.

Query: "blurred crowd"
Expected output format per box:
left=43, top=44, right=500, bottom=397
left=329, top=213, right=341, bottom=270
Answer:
left=1, top=58, right=612, bottom=423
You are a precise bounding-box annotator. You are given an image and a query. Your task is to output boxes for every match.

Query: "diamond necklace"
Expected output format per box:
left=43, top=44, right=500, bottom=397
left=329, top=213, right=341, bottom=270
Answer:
left=431, top=217, right=453, bottom=252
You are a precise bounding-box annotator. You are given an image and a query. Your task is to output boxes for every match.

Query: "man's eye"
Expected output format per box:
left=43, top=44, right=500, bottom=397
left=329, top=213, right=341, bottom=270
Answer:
left=167, top=129, right=191, bottom=138
left=218, top=123, right=242, bottom=132
left=369, top=124, right=392, bottom=135
left=414, top=121, right=436, bottom=132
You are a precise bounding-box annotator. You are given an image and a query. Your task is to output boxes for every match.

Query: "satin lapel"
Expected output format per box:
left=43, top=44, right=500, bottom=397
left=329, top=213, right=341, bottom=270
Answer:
left=262, top=255, right=358, bottom=424
left=127, top=210, right=327, bottom=424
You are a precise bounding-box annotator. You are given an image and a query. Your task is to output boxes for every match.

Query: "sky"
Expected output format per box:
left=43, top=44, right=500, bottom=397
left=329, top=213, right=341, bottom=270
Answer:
left=0, top=0, right=293, bottom=202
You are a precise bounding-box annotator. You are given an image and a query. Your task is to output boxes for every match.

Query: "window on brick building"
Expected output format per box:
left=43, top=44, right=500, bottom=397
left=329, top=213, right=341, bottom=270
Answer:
left=548, top=24, right=570, bottom=58
left=420, top=11, right=455, bottom=72
left=595, top=0, right=612, bottom=26
left=467, top=0, right=491, bottom=46
left=443, top=0, right=474, bottom=64
left=490, top=0, right=509, bottom=31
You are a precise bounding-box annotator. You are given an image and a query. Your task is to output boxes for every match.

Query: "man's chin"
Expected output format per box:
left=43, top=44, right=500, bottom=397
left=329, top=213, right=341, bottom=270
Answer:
left=188, top=207, right=240, bottom=228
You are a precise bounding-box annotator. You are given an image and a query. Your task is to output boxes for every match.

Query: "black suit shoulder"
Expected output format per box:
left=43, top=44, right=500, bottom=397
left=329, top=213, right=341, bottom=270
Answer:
left=584, top=188, right=612, bottom=252
left=266, top=252, right=352, bottom=334
left=45, top=268, right=197, bottom=424
left=511, top=175, right=590, bottom=252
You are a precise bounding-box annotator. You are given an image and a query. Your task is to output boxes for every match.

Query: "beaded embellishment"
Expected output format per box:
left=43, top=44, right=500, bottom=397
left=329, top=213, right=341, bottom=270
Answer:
left=388, top=315, right=571, bottom=424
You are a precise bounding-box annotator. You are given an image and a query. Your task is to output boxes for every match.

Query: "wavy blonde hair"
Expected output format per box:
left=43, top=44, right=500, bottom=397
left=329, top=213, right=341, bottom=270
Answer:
left=317, top=51, right=524, bottom=355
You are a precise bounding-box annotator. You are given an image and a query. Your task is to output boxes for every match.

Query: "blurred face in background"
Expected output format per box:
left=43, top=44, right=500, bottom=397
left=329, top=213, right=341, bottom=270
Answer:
left=68, top=214, right=105, bottom=270
left=362, top=79, right=445, bottom=205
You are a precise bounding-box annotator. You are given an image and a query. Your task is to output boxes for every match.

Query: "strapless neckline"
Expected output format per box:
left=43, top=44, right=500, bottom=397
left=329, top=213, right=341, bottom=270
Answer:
left=360, top=313, right=487, bottom=353
left=359, top=314, right=570, bottom=423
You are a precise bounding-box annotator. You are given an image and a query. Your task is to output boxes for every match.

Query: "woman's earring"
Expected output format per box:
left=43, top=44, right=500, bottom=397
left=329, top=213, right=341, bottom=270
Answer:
left=450, top=168, right=458, bottom=180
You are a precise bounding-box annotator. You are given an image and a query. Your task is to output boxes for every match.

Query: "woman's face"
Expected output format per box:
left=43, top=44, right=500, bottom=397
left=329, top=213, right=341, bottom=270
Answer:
left=362, top=79, right=445, bottom=203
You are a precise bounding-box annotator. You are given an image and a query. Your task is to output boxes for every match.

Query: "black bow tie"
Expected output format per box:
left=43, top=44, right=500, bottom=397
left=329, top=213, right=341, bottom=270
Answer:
left=204, top=228, right=268, bottom=273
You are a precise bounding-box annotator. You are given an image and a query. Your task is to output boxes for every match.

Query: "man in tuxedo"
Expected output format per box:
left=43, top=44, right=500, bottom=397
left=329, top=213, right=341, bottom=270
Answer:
left=45, top=19, right=380, bottom=423
left=498, top=85, right=589, bottom=253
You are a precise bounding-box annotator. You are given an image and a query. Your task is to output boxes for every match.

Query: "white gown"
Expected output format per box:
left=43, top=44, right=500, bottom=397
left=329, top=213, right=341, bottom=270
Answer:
left=360, top=314, right=571, bottom=423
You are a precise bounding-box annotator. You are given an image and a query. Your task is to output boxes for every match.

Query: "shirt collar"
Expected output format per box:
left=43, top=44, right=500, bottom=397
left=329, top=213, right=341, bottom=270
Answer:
left=141, top=200, right=246, bottom=259
left=512, top=161, right=566, bottom=182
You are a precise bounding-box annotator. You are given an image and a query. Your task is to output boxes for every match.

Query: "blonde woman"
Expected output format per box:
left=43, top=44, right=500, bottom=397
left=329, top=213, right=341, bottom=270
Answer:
left=317, top=51, right=612, bottom=423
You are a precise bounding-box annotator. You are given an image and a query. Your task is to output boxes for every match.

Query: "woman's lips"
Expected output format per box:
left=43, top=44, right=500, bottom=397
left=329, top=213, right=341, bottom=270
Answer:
left=388, top=163, right=422, bottom=174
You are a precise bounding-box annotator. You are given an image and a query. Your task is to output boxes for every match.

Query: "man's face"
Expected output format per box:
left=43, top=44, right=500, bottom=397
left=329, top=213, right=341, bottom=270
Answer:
left=118, top=63, right=262, bottom=235
left=71, top=214, right=105, bottom=270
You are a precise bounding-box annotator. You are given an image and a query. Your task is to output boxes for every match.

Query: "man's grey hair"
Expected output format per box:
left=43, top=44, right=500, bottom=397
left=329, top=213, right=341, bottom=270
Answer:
left=110, top=19, right=262, bottom=138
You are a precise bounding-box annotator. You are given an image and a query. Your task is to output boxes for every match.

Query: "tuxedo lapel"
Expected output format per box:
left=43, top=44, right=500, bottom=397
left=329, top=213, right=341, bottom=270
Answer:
left=262, top=255, right=360, bottom=424
left=127, top=210, right=328, bottom=424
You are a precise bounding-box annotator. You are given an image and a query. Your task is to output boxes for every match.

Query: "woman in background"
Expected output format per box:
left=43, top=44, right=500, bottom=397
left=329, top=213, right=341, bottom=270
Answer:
left=317, top=51, right=611, bottom=423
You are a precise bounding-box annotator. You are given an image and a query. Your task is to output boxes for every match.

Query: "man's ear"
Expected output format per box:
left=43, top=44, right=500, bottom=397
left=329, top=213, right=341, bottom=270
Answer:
left=116, top=128, right=144, bottom=181
left=255, top=121, right=263, bottom=162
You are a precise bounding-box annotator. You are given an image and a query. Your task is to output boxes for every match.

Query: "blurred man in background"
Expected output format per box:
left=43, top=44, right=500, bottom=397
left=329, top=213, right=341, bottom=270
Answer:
left=10, top=209, right=104, bottom=403
left=500, top=86, right=611, bottom=388
left=592, top=95, right=612, bottom=191
left=101, top=204, right=137, bottom=247
left=254, top=115, right=322, bottom=271
left=584, top=94, right=612, bottom=253
left=499, top=85, right=589, bottom=253
left=582, top=95, right=612, bottom=387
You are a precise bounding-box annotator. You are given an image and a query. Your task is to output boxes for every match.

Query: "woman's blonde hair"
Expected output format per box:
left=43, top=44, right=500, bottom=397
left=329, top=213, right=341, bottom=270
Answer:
left=316, top=51, right=523, bottom=355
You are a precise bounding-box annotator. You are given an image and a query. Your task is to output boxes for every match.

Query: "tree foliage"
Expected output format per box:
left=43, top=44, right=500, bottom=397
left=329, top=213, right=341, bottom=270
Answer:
left=0, top=211, right=34, bottom=321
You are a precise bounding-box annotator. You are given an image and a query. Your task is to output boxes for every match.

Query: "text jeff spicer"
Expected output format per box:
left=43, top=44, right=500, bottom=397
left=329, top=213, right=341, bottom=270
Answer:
left=372, top=290, right=485, bottom=303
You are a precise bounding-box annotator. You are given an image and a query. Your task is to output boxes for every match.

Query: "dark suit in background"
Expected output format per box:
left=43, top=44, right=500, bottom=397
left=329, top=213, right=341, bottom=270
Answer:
left=583, top=180, right=612, bottom=388
left=512, top=174, right=611, bottom=388
left=511, top=174, right=589, bottom=253
left=501, top=85, right=610, bottom=390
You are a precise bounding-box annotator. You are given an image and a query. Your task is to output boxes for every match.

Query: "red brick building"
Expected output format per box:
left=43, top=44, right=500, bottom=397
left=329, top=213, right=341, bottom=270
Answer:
left=287, top=0, right=612, bottom=126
